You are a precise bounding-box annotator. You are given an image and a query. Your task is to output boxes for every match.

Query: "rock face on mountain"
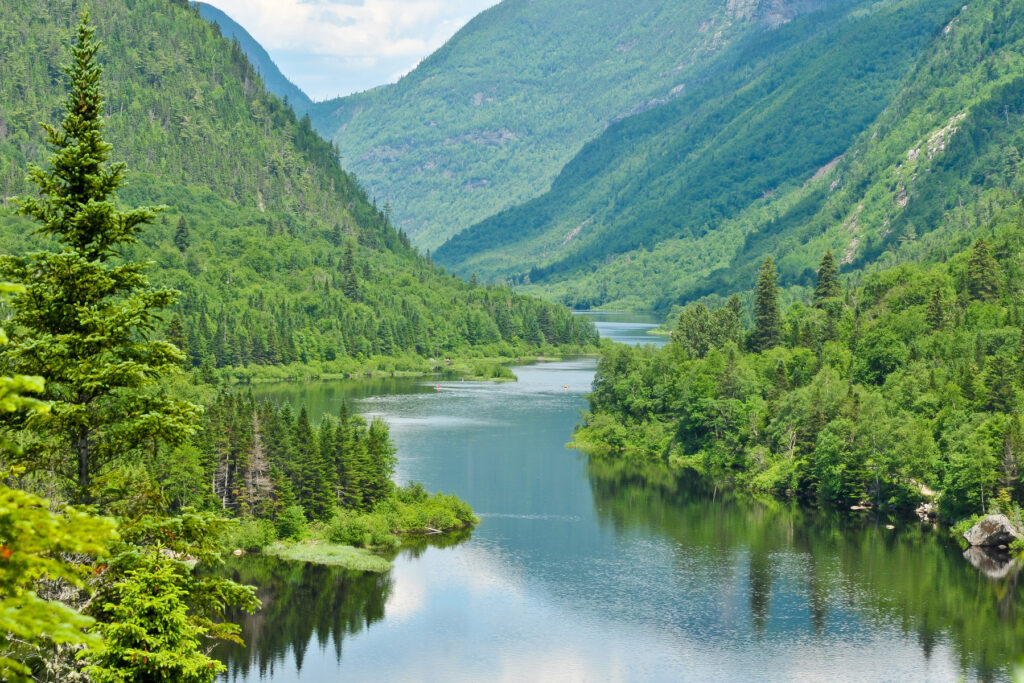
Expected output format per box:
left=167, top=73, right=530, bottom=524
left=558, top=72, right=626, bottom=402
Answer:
left=963, top=515, right=1023, bottom=547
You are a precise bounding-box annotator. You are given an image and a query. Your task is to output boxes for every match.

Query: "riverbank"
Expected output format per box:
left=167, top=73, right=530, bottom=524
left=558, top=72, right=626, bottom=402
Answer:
left=210, top=344, right=598, bottom=385
left=225, top=483, right=480, bottom=572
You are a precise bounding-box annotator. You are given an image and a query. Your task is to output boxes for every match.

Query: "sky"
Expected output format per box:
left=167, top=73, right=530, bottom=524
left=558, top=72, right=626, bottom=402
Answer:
left=202, top=0, right=501, bottom=101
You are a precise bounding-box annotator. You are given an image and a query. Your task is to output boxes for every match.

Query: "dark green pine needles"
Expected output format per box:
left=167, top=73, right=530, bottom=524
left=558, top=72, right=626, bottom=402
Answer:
left=0, top=12, right=198, bottom=503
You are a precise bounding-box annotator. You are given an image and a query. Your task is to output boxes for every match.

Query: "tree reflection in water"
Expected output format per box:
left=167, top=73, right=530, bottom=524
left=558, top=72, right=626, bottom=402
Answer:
left=214, top=529, right=473, bottom=680
left=586, top=457, right=1024, bottom=682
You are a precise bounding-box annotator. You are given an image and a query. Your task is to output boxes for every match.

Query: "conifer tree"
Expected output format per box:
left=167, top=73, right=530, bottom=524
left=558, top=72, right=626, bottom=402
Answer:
left=342, top=242, right=360, bottom=301
left=0, top=12, right=198, bottom=502
left=173, top=216, right=190, bottom=253
left=813, top=250, right=841, bottom=305
left=752, top=256, right=782, bottom=352
left=967, top=238, right=1001, bottom=301
left=927, top=288, right=947, bottom=330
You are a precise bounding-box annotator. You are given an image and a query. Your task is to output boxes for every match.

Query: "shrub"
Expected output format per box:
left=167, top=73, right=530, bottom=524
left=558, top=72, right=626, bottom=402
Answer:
left=276, top=505, right=307, bottom=540
left=225, top=518, right=277, bottom=551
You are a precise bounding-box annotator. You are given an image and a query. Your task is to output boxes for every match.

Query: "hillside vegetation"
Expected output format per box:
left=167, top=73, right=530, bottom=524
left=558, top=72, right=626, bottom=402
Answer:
left=438, top=0, right=975, bottom=308
left=0, top=0, right=597, bottom=376
left=576, top=228, right=1024, bottom=520
left=195, top=2, right=313, bottom=114
left=309, top=0, right=835, bottom=250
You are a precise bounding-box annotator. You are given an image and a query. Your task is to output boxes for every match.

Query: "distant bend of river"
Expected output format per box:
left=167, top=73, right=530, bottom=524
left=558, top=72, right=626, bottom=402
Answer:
left=217, top=312, right=1023, bottom=682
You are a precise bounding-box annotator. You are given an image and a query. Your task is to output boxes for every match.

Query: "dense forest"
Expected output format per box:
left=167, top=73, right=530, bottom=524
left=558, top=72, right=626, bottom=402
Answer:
left=0, top=9, right=476, bottom=681
left=0, top=0, right=598, bottom=380
left=576, top=223, right=1024, bottom=521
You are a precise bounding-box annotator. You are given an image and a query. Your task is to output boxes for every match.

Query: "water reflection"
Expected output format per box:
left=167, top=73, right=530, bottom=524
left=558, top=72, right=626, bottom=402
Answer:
left=587, top=458, right=1024, bottom=681
left=217, top=556, right=392, bottom=681
left=220, top=315, right=1024, bottom=682
left=217, top=530, right=474, bottom=681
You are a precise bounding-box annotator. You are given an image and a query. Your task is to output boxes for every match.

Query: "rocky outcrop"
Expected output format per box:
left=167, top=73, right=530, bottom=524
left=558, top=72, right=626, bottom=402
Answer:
left=963, top=514, right=1022, bottom=547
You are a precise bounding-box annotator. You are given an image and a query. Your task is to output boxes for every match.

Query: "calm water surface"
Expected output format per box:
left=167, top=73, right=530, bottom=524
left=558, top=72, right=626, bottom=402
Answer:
left=218, top=314, right=1023, bottom=682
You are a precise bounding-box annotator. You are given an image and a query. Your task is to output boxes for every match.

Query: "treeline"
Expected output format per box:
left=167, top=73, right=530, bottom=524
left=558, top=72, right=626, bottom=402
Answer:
left=577, top=224, right=1024, bottom=521
left=164, top=249, right=597, bottom=370
left=181, top=394, right=396, bottom=521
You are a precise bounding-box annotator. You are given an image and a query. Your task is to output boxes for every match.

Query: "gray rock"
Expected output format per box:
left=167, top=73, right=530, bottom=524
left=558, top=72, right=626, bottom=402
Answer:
left=963, top=514, right=1022, bottom=547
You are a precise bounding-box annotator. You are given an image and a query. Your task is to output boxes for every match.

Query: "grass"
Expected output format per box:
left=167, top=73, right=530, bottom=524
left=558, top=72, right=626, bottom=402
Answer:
left=263, top=540, right=393, bottom=573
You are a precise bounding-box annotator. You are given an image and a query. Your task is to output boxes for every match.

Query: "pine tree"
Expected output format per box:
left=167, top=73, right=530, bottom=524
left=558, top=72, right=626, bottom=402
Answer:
left=813, top=250, right=841, bottom=305
left=926, top=287, right=947, bottom=330
left=293, top=407, right=333, bottom=520
left=967, top=238, right=1001, bottom=301
left=342, top=242, right=360, bottom=301
left=752, top=256, right=782, bottom=352
left=0, top=12, right=199, bottom=503
left=173, top=216, right=190, bottom=253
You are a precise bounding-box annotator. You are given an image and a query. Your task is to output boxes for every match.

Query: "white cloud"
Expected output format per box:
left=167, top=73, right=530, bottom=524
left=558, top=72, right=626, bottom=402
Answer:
left=203, top=0, right=500, bottom=99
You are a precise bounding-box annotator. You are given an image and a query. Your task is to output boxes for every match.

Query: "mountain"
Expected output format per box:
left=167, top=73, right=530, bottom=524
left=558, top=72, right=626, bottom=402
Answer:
left=308, top=0, right=836, bottom=251
left=435, top=0, right=966, bottom=306
left=440, top=0, right=1024, bottom=313
left=0, top=0, right=597, bottom=374
left=195, top=2, right=313, bottom=114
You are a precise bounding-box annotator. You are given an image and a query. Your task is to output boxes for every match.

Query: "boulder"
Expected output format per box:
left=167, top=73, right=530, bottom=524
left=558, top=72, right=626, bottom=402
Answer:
left=963, top=514, right=1022, bottom=547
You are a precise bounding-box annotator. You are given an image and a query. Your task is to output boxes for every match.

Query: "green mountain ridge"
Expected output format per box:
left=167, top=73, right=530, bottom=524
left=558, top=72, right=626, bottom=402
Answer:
left=195, top=2, right=313, bottom=114
left=0, top=0, right=597, bottom=375
left=309, top=0, right=837, bottom=251
left=439, top=0, right=1024, bottom=315
left=436, top=0, right=976, bottom=309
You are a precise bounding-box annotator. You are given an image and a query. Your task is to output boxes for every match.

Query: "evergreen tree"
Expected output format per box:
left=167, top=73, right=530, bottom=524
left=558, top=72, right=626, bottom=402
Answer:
left=967, top=238, right=1001, bottom=301
left=927, top=287, right=947, bottom=330
left=293, top=407, right=333, bottom=520
left=173, top=216, right=190, bottom=253
left=752, top=256, right=782, bottom=352
left=0, top=12, right=198, bottom=502
left=342, top=242, right=360, bottom=301
left=813, top=250, right=841, bottom=305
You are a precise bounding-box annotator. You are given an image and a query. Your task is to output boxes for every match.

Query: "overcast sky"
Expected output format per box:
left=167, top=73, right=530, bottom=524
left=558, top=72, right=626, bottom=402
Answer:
left=203, top=0, right=500, bottom=101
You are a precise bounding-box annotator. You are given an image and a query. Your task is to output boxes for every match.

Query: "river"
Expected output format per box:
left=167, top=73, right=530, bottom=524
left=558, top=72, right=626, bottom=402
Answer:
left=217, top=314, right=1024, bottom=682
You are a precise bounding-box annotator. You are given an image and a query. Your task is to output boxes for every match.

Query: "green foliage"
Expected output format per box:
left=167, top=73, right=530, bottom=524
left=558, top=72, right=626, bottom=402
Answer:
left=0, top=0, right=598, bottom=378
left=437, top=0, right=962, bottom=299
left=223, top=518, right=277, bottom=552
left=84, top=553, right=223, bottom=683
left=578, top=232, right=1024, bottom=520
left=0, top=11, right=199, bottom=502
left=325, top=483, right=479, bottom=549
left=309, top=0, right=823, bottom=251
left=195, top=3, right=312, bottom=114
left=752, top=257, right=782, bottom=352
left=0, top=484, right=117, bottom=680
left=275, top=506, right=306, bottom=541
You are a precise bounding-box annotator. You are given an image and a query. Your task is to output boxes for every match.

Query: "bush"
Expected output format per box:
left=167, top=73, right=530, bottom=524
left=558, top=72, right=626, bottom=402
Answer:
left=276, top=505, right=307, bottom=540
left=326, top=509, right=398, bottom=549
left=226, top=518, right=277, bottom=551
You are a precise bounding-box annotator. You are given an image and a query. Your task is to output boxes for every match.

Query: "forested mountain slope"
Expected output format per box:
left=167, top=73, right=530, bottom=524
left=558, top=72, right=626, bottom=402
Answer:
left=195, top=2, right=313, bottom=114
left=309, top=0, right=836, bottom=250
left=0, top=0, right=596, bottom=374
left=437, top=0, right=975, bottom=309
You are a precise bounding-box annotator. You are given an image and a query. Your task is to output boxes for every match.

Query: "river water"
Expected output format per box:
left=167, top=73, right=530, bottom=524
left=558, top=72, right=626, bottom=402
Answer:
left=218, top=315, right=1024, bottom=682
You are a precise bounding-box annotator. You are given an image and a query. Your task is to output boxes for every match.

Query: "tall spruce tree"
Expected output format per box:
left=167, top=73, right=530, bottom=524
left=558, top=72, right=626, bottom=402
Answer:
left=752, top=256, right=782, bottom=352
left=813, top=250, right=841, bottom=305
left=967, top=238, right=1001, bottom=301
left=173, top=216, right=190, bottom=253
left=0, top=13, right=199, bottom=502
